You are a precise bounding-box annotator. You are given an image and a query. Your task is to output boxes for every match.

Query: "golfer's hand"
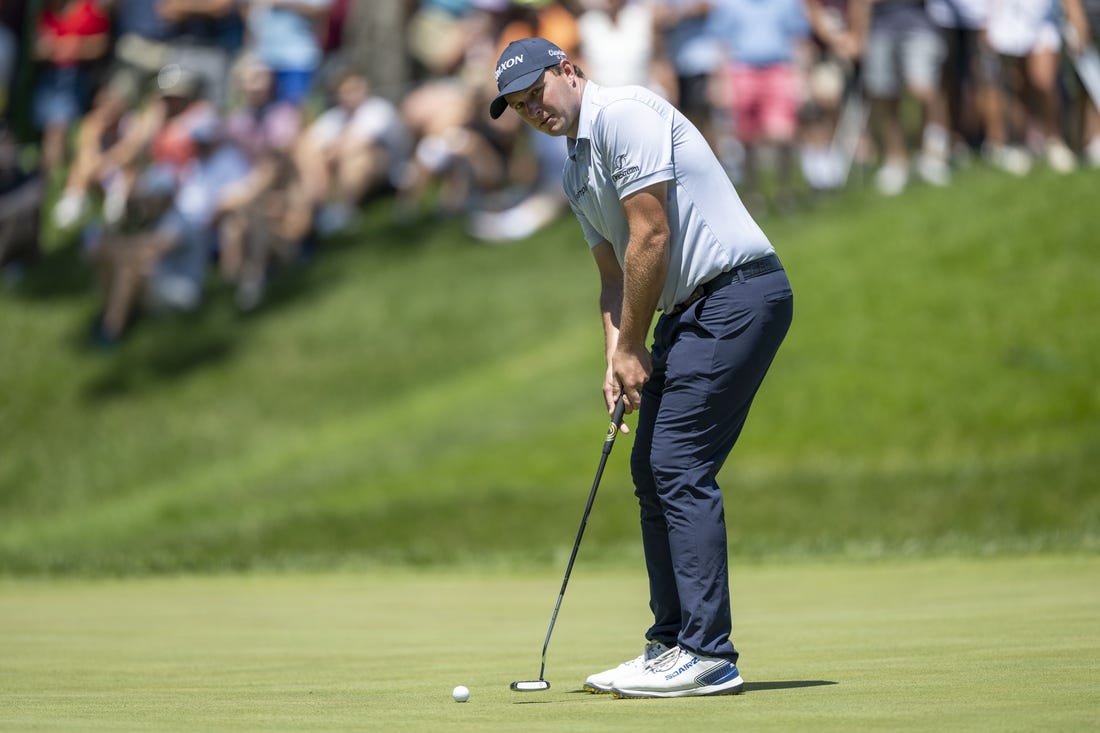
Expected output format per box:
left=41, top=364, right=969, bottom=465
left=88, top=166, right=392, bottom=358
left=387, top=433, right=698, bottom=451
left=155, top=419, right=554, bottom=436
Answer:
left=612, top=344, right=651, bottom=415
left=602, top=373, right=630, bottom=434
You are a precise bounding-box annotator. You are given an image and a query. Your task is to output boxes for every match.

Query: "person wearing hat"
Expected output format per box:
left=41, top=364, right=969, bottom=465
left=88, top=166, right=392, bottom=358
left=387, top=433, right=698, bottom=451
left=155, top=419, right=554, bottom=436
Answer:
left=491, top=37, right=794, bottom=698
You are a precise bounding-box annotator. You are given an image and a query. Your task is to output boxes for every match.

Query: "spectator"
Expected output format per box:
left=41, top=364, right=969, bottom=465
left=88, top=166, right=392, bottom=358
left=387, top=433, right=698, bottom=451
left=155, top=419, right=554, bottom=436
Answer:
left=849, top=0, right=952, bottom=196
left=158, top=0, right=244, bottom=110
left=985, top=0, right=1088, bottom=173
left=295, top=67, right=410, bottom=234
left=466, top=0, right=581, bottom=243
left=927, top=0, right=998, bottom=161
left=394, top=2, right=523, bottom=226
left=218, top=55, right=311, bottom=310
left=222, top=56, right=304, bottom=163
left=69, top=64, right=216, bottom=236
left=109, top=0, right=177, bottom=95
left=88, top=163, right=178, bottom=344
left=90, top=98, right=250, bottom=343
left=52, top=72, right=142, bottom=229
left=802, top=0, right=860, bottom=191
left=241, top=0, right=332, bottom=107
left=707, top=0, right=812, bottom=213
left=406, top=0, right=486, bottom=78
left=577, top=0, right=662, bottom=90
left=495, top=0, right=583, bottom=56
left=108, top=0, right=242, bottom=111
left=397, top=76, right=515, bottom=221
left=652, top=0, right=724, bottom=151
left=33, top=0, right=112, bottom=173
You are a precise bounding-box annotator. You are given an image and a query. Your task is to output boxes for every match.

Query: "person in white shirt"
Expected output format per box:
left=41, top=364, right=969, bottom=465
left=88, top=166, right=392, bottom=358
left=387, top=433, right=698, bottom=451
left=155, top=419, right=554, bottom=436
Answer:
left=984, top=0, right=1089, bottom=173
left=490, top=36, right=794, bottom=699
left=577, top=0, right=660, bottom=89
left=295, top=68, right=409, bottom=233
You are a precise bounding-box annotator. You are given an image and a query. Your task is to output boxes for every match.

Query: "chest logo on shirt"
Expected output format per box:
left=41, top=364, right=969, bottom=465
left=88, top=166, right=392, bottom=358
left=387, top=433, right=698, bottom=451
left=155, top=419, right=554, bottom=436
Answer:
left=611, top=153, right=641, bottom=183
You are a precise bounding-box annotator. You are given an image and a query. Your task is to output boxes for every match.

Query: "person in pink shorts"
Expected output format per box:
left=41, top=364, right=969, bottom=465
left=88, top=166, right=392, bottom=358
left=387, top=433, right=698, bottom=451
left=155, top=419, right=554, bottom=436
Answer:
left=708, top=0, right=811, bottom=213
left=728, top=62, right=802, bottom=148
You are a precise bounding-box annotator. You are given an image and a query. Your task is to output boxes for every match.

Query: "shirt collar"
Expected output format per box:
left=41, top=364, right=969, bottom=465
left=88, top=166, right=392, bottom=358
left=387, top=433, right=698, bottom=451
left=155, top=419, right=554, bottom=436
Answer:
left=567, top=80, right=599, bottom=160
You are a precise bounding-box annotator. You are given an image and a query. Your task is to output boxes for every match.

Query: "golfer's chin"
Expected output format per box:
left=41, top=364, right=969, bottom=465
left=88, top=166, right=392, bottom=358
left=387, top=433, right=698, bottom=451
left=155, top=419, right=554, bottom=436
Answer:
left=535, top=117, right=565, bottom=136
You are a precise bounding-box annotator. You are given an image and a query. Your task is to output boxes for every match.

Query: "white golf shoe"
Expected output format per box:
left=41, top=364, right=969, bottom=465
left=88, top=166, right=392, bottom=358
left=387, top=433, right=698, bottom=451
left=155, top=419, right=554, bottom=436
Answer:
left=611, top=645, right=744, bottom=698
left=583, top=640, right=671, bottom=693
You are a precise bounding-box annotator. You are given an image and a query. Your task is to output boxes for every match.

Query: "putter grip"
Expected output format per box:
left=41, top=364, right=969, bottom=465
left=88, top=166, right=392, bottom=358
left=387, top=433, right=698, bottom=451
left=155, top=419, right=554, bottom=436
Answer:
left=604, top=397, right=627, bottom=452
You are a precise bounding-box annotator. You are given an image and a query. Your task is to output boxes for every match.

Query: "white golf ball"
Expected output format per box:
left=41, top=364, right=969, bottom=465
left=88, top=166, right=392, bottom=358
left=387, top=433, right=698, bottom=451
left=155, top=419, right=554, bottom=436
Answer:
left=452, top=685, right=469, bottom=703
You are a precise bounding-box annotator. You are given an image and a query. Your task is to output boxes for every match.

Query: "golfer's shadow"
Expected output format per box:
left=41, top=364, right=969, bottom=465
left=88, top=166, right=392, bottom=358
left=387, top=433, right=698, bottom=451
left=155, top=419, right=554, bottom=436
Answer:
left=745, top=680, right=838, bottom=692
left=530, top=679, right=839, bottom=701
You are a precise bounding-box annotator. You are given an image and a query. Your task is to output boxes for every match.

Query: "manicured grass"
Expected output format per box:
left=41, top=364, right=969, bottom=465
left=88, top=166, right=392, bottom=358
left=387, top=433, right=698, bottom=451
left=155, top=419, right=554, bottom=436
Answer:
left=1, top=556, right=1096, bottom=731
left=1, top=165, right=1097, bottom=573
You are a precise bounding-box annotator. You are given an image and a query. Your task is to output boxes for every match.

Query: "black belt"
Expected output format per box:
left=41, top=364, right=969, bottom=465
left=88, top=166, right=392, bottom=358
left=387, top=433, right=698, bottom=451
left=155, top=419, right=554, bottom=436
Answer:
left=671, top=254, right=783, bottom=314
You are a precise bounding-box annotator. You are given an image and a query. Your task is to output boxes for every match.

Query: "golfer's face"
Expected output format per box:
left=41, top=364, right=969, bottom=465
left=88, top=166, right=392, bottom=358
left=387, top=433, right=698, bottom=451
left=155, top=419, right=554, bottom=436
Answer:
left=505, top=63, right=576, bottom=137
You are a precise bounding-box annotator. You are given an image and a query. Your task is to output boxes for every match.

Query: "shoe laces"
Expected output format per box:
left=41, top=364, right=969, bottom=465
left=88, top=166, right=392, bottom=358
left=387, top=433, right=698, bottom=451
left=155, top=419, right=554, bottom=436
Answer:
left=622, top=641, right=668, bottom=670
left=643, top=645, right=683, bottom=672
left=642, top=640, right=669, bottom=661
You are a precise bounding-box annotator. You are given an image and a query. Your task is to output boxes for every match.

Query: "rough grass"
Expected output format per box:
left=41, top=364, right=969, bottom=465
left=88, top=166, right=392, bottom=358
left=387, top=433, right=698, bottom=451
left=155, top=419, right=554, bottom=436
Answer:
left=1, top=165, right=1097, bottom=574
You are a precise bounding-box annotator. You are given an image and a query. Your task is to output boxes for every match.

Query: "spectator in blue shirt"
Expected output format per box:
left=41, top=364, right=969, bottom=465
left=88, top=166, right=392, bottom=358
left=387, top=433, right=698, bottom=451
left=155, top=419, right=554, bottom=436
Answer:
left=243, top=0, right=332, bottom=106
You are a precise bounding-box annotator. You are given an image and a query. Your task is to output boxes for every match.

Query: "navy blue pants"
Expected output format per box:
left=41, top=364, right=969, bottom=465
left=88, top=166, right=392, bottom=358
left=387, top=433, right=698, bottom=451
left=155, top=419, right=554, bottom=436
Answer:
left=631, top=266, right=793, bottom=662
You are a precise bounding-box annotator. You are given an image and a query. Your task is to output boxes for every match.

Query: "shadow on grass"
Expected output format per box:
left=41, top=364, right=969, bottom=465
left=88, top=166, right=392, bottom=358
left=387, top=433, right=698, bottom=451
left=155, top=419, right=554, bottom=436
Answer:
left=59, top=199, right=478, bottom=399
left=80, top=326, right=238, bottom=401
left=746, top=680, right=838, bottom=692
left=11, top=239, right=95, bottom=300
left=512, top=680, right=838, bottom=703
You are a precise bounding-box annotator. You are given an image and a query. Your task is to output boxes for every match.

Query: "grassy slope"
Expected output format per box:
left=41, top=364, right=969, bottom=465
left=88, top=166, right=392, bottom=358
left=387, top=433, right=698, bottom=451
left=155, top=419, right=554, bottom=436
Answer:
left=1, top=166, right=1098, bottom=573
left=1, top=557, right=1097, bottom=731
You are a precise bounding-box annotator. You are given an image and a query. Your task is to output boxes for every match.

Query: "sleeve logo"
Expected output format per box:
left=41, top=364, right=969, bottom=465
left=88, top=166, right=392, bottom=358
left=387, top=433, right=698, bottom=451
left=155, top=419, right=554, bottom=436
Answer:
left=611, top=153, right=641, bottom=183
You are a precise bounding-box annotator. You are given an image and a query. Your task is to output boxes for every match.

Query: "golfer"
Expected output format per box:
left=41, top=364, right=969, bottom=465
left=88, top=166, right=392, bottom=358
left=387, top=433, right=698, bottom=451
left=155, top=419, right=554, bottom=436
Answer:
left=490, top=38, right=793, bottom=698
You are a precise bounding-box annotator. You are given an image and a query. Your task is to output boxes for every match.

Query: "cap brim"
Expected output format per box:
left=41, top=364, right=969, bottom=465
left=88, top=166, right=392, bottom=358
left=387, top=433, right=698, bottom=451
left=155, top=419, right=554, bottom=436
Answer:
left=488, top=66, right=550, bottom=119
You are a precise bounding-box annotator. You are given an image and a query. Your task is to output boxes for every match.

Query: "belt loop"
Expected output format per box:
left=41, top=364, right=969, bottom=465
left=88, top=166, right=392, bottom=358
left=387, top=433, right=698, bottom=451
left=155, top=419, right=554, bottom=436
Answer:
left=736, top=267, right=746, bottom=284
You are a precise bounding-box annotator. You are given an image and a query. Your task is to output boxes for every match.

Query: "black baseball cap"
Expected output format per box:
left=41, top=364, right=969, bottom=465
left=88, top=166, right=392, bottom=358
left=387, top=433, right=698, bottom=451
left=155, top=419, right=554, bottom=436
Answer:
left=489, top=37, right=568, bottom=119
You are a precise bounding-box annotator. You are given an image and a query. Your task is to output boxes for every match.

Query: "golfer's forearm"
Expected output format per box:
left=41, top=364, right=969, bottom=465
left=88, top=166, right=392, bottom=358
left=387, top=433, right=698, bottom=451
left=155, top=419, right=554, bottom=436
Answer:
left=599, top=283, right=623, bottom=364
left=618, top=236, right=666, bottom=351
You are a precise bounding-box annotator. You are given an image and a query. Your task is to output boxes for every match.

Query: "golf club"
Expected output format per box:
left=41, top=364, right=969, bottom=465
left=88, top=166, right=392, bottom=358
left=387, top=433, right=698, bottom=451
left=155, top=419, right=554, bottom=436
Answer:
left=510, top=396, right=628, bottom=692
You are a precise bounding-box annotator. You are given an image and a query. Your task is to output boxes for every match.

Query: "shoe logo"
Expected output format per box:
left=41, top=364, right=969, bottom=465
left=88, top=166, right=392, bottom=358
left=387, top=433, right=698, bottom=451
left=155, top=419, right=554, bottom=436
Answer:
left=697, top=662, right=739, bottom=686
left=664, top=655, right=698, bottom=680
left=574, top=183, right=588, bottom=198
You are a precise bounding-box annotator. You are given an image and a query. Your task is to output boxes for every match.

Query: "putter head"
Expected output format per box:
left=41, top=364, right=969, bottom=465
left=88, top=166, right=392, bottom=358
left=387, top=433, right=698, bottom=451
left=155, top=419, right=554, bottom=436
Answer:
left=510, top=680, right=551, bottom=692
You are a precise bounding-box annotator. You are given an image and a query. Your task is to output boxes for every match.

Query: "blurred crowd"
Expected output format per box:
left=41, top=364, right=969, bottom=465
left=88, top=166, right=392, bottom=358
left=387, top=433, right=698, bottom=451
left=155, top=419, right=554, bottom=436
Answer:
left=1, top=0, right=1097, bottom=344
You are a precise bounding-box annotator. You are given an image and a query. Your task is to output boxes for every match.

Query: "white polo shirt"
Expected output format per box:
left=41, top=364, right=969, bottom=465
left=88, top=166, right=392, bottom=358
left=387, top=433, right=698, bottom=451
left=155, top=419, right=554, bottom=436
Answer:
left=564, top=81, right=774, bottom=312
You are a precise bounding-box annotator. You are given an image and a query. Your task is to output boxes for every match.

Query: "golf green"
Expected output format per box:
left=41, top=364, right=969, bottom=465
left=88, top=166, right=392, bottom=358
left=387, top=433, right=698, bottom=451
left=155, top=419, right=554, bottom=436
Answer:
left=1, top=556, right=1095, bottom=731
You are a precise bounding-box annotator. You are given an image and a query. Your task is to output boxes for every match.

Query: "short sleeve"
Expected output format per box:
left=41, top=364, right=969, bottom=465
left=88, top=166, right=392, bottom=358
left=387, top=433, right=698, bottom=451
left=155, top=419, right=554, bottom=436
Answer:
left=591, top=97, right=675, bottom=200
left=568, top=196, right=605, bottom=248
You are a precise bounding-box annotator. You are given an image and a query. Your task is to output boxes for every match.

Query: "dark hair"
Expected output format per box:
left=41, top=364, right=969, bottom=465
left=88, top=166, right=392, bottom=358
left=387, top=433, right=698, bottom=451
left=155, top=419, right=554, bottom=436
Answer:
left=547, top=62, right=585, bottom=79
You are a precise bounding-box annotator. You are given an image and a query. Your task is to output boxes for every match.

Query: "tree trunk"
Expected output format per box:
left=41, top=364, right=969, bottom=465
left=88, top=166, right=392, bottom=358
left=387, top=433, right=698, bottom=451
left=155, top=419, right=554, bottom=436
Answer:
left=341, top=0, right=411, bottom=102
